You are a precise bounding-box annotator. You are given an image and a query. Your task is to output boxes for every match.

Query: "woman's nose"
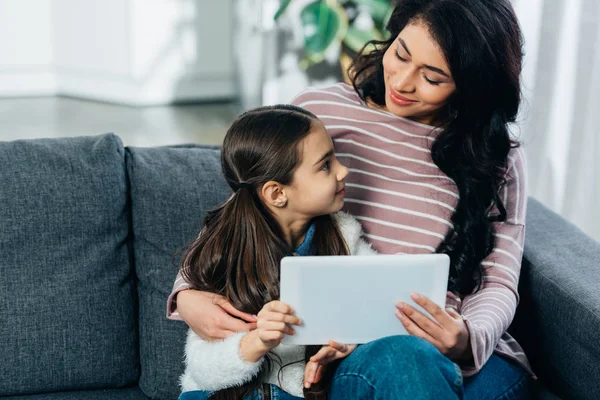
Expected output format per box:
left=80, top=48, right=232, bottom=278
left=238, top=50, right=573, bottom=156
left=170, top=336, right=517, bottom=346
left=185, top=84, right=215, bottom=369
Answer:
left=392, top=68, right=416, bottom=93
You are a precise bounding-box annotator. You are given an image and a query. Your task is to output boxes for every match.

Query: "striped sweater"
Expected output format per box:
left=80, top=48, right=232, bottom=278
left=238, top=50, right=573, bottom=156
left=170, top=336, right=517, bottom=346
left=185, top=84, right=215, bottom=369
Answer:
left=167, top=83, right=533, bottom=378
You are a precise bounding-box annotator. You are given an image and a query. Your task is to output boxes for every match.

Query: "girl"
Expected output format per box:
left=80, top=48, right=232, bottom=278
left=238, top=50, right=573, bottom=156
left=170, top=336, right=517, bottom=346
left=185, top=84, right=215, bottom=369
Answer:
left=170, top=0, right=532, bottom=398
left=178, top=104, right=376, bottom=400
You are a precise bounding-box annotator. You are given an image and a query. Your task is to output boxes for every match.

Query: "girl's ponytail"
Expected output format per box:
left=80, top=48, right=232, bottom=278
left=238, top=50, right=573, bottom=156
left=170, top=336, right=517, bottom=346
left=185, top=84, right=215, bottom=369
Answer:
left=180, top=182, right=288, bottom=315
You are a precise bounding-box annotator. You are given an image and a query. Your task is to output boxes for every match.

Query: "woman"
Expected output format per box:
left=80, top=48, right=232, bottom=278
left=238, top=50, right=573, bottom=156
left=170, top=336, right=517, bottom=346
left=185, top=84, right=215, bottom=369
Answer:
left=169, top=0, right=532, bottom=398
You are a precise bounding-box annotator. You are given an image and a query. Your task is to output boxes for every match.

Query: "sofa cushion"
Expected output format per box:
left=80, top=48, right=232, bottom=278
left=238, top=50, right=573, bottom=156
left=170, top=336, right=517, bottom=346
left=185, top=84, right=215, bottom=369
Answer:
left=126, top=145, right=230, bottom=400
left=2, top=386, right=148, bottom=400
left=0, top=134, right=139, bottom=396
left=512, top=198, right=600, bottom=400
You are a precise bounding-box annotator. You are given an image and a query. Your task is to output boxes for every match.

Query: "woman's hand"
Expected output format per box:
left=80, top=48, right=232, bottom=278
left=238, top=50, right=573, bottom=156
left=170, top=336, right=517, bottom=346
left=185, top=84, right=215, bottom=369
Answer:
left=304, top=341, right=357, bottom=389
left=396, top=293, right=472, bottom=361
left=177, top=289, right=257, bottom=341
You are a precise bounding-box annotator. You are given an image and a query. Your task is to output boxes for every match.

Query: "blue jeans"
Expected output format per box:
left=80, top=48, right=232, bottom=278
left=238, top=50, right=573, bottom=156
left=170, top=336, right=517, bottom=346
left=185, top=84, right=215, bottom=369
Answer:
left=179, top=385, right=298, bottom=400
left=179, top=336, right=529, bottom=400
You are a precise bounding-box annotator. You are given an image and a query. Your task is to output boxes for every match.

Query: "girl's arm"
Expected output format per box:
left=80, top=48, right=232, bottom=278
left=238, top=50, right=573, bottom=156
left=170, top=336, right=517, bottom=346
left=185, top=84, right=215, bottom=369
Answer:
left=167, top=272, right=257, bottom=341
left=180, top=331, right=264, bottom=392
left=181, top=301, right=301, bottom=391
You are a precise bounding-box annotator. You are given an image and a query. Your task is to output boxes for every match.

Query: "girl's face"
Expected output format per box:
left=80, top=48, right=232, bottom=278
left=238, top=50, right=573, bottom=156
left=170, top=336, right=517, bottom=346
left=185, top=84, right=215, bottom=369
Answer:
left=285, top=122, right=348, bottom=218
left=381, top=21, right=456, bottom=125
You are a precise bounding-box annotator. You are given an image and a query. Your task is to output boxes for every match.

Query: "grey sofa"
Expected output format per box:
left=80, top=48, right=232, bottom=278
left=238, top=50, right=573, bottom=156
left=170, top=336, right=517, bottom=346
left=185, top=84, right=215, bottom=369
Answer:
left=0, top=133, right=598, bottom=400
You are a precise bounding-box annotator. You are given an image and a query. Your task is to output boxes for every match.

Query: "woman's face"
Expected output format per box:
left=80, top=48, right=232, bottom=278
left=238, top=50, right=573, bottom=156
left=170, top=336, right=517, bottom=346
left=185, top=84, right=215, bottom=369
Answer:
left=382, top=21, right=456, bottom=125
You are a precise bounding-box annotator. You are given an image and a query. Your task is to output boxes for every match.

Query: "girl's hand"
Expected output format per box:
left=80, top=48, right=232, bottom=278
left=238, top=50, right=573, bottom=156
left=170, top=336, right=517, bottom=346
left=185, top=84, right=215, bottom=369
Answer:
left=396, top=293, right=472, bottom=361
left=304, top=341, right=357, bottom=389
left=256, top=300, right=302, bottom=350
left=177, top=290, right=257, bottom=341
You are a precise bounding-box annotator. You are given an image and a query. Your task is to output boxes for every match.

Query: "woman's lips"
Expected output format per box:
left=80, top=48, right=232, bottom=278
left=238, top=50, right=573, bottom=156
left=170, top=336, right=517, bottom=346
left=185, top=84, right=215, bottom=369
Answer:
left=389, top=88, right=418, bottom=106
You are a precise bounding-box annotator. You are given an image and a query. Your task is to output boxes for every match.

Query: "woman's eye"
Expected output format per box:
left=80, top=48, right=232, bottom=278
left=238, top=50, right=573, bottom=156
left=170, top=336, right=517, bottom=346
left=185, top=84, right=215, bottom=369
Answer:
left=321, top=161, right=330, bottom=171
left=395, top=51, right=408, bottom=62
left=423, top=75, right=441, bottom=86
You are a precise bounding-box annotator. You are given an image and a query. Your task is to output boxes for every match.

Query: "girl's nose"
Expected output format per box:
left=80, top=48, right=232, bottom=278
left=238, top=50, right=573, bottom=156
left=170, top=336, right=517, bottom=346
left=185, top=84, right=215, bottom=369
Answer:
left=338, top=164, right=349, bottom=181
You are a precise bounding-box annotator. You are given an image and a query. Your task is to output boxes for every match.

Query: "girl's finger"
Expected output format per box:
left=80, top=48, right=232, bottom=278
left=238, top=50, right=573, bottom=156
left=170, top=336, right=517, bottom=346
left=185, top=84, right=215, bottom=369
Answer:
left=264, top=301, right=294, bottom=315
left=304, top=361, right=317, bottom=388
left=313, top=364, right=325, bottom=384
left=261, top=311, right=302, bottom=326
left=328, top=340, right=348, bottom=353
left=259, top=320, right=286, bottom=331
left=310, top=346, right=334, bottom=363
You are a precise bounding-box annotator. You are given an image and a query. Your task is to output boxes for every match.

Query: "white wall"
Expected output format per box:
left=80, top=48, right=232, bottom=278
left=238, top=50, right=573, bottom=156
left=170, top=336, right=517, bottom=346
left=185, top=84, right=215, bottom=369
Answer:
left=0, top=0, right=56, bottom=96
left=0, top=0, right=234, bottom=105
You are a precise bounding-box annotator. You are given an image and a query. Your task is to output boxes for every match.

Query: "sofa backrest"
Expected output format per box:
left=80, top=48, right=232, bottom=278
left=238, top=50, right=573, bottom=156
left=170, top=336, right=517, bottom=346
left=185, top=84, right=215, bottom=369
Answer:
left=125, top=144, right=231, bottom=400
left=0, top=134, right=139, bottom=396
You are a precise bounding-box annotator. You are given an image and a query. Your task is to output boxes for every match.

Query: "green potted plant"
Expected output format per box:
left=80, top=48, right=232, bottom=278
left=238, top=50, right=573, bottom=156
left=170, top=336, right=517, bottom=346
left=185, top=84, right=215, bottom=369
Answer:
left=274, top=0, right=393, bottom=82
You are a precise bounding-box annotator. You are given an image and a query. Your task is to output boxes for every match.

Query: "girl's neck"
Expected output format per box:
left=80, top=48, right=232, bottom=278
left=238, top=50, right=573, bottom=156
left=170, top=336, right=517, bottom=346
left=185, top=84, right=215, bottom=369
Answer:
left=276, top=214, right=313, bottom=249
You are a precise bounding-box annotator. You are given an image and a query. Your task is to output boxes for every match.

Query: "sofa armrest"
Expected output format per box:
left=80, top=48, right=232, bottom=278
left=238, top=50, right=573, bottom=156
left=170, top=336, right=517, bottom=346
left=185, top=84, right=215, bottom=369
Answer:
left=511, top=197, right=600, bottom=400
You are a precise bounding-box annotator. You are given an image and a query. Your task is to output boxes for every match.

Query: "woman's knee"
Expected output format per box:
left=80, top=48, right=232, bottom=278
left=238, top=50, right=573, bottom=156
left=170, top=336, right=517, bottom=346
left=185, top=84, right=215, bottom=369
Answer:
left=336, top=335, right=463, bottom=396
left=353, top=335, right=444, bottom=365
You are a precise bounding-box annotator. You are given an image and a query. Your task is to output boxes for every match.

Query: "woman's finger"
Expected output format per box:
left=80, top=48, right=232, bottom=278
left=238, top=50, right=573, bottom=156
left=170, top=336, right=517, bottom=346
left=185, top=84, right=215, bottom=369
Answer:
left=410, top=293, right=454, bottom=327
left=396, top=309, right=441, bottom=348
left=218, top=301, right=258, bottom=322
left=396, top=302, right=443, bottom=337
left=216, top=308, right=257, bottom=332
left=446, top=307, right=462, bottom=320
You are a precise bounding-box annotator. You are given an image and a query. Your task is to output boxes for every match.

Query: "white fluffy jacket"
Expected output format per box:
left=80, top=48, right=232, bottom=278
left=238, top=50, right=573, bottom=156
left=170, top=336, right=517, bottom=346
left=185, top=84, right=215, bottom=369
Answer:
left=180, top=212, right=376, bottom=397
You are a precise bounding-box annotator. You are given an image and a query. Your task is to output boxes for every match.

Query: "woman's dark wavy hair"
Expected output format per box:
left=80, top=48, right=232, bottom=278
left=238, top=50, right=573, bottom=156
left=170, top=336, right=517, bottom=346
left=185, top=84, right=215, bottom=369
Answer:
left=350, top=0, right=524, bottom=295
left=180, top=104, right=349, bottom=400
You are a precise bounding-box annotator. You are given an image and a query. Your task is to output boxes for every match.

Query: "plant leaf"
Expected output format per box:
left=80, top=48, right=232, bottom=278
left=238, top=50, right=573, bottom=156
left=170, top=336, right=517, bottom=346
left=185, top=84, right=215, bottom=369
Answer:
left=274, top=0, right=293, bottom=21
left=343, top=25, right=382, bottom=54
left=299, top=1, right=347, bottom=59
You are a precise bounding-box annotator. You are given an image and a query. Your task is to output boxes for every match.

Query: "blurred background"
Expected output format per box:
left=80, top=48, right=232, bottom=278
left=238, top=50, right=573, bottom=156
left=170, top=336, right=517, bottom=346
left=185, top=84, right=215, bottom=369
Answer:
left=0, top=0, right=598, bottom=241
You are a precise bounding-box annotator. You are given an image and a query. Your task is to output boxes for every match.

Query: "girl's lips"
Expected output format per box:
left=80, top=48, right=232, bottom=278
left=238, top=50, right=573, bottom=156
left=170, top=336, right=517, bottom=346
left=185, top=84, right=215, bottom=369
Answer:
left=389, top=88, right=418, bottom=106
left=336, top=188, right=346, bottom=196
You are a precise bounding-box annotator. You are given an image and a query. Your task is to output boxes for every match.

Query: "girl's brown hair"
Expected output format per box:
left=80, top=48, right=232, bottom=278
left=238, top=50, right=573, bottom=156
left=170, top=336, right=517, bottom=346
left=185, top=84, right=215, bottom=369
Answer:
left=180, top=104, right=349, bottom=399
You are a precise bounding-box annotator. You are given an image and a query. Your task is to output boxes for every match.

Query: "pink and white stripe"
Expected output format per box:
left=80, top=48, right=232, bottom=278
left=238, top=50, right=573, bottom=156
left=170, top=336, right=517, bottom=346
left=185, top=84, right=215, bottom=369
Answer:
left=166, top=82, right=533, bottom=378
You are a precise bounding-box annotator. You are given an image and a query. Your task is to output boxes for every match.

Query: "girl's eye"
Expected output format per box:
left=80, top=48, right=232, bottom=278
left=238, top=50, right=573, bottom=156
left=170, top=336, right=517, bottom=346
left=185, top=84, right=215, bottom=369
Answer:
left=423, top=75, right=441, bottom=86
left=321, top=161, right=331, bottom=171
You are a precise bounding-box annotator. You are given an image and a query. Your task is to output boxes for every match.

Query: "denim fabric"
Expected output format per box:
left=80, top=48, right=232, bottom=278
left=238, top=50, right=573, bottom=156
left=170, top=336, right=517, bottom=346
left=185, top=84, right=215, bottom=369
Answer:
left=126, top=145, right=231, bottom=400
left=512, top=198, right=600, bottom=400
left=2, top=386, right=149, bottom=400
left=329, top=335, right=463, bottom=399
left=463, top=355, right=530, bottom=399
left=294, top=222, right=315, bottom=256
left=179, top=386, right=301, bottom=400
left=0, top=134, right=138, bottom=396
left=178, top=339, right=532, bottom=400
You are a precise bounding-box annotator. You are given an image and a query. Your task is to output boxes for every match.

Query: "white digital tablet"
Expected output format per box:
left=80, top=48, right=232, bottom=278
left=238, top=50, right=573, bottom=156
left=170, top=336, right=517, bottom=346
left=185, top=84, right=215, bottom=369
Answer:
left=279, top=254, right=449, bottom=345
